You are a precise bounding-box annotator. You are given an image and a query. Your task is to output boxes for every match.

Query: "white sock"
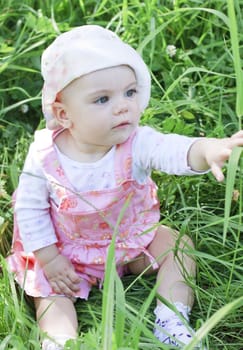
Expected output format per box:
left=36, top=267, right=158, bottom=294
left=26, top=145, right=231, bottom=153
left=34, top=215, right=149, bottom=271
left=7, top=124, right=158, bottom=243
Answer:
left=154, top=302, right=193, bottom=345
left=155, top=301, right=190, bottom=320
left=42, top=335, right=74, bottom=350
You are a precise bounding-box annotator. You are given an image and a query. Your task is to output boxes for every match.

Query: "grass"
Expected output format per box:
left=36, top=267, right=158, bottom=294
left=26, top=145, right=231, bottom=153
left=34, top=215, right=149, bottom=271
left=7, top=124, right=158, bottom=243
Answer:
left=0, top=0, right=243, bottom=349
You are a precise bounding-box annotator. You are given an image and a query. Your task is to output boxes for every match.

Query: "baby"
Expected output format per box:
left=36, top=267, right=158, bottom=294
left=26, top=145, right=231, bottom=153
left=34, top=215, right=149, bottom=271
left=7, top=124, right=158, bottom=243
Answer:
left=7, top=25, right=243, bottom=349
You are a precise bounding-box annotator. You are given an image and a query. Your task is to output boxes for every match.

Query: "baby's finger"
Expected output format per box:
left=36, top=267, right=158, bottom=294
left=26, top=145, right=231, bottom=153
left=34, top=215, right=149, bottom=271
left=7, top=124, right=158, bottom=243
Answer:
left=211, top=162, right=224, bottom=182
left=68, top=270, right=82, bottom=284
left=50, top=280, right=62, bottom=295
left=231, top=130, right=243, bottom=139
left=219, top=147, right=232, bottom=161
left=62, top=272, right=81, bottom=292
left=66, top=278, right=81, bottom=292
left=54, top=279, right=76, bottom=296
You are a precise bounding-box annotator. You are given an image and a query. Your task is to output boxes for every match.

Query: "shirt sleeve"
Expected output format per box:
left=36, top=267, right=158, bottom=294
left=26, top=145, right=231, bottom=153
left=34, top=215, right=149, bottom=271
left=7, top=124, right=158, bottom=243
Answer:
left=15, top=142, right=57, bottom=253
left=132, top=126, right=208, bottom=177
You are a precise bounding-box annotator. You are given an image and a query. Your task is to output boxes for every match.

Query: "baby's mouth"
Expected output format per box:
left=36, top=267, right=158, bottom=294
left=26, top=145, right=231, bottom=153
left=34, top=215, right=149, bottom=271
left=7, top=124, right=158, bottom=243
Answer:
left=112, top=121, right=131, bottom=129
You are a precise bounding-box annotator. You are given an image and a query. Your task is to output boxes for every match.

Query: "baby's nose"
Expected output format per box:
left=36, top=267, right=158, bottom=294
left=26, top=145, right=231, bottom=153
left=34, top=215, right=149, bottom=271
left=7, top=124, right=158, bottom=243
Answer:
left=113, top=99, right=128, bottom=115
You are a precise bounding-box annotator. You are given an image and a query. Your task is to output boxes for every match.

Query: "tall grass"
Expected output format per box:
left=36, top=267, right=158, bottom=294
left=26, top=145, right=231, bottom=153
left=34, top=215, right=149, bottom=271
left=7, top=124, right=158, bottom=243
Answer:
left=223, top=0, right=243, bottom=243
left=0, top=0, right=242, bottom=349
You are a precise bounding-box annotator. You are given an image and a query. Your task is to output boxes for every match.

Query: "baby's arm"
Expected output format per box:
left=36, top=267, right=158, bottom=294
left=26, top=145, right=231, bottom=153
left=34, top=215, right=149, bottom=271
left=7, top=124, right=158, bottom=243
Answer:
left=34, top=244, right=81, bottom=297
left=188, top=130, right=243, bottom=181
left=16, top=142, right=81, bottom=296
left=133, top=127, right=243, bottom=179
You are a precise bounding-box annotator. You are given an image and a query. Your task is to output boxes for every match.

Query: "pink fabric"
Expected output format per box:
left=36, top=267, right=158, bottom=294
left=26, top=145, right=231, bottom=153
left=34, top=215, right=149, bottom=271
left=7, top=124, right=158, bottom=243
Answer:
left=7, top=128, right=160, bottom=299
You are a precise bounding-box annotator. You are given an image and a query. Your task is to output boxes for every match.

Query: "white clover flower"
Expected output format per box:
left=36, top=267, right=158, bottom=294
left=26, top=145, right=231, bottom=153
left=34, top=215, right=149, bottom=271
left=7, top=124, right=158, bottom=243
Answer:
left=37, top=9, right=43, bottom=18
left=20, top=104, right=29, bottom=114
left=166, top=45, right=177, bottom=58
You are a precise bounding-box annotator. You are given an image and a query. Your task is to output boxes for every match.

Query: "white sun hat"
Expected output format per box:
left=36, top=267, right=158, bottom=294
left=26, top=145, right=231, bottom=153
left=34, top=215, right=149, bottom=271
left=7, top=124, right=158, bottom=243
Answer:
left=41, top=25, right=151, bottom=129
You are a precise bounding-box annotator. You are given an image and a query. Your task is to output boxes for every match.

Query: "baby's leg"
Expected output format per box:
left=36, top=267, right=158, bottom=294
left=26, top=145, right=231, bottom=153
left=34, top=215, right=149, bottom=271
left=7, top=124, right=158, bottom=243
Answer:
left=128, top=225, right=195, bottom=306
left=150, top=225, right=195, bottom=307
left=128, top=225, right=199, bottom=347
left=34, top=296, right=78, bottom=348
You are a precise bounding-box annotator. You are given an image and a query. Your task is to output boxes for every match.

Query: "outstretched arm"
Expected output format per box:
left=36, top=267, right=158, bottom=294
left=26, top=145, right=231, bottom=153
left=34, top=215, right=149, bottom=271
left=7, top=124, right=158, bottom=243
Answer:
left=188, top=130, right=243, bottom=181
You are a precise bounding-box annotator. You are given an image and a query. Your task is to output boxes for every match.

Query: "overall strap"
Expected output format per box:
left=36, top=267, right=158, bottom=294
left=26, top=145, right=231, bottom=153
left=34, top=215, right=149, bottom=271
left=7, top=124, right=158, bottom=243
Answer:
left=34, top=128, right=71, bottom=188
left=114, top=129, right=137, bottom=185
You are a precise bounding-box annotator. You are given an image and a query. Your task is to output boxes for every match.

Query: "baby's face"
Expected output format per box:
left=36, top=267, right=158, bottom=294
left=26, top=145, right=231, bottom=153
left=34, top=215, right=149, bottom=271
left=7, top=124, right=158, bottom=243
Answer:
left=56, top=65, right=141, bottom=151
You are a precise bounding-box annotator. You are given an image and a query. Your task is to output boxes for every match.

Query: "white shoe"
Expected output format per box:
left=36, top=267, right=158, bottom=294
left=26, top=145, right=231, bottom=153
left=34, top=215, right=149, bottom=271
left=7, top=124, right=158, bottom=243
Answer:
left=42, top=339, right=64, bottom=350
left=42, top=335, right=74, bottom=350
left=154, top=314, right=206, bottom=349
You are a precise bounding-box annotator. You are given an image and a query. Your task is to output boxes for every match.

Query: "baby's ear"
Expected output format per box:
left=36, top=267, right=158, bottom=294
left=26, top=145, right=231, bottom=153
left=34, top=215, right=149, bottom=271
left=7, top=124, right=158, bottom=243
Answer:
left=52, top=101, right=72, bottom=128
left=46, top=119, right=61, bottom=130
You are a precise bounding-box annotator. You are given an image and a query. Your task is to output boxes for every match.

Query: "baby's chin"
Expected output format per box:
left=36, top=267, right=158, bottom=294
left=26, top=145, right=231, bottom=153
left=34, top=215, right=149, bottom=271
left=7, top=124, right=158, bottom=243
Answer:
left=110, top=124, right=136, bottom=145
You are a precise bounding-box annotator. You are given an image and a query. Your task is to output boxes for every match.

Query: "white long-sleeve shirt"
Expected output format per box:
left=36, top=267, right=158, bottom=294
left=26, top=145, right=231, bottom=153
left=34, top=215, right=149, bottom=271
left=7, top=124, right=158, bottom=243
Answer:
left=15, top=126, right=203, bottom=253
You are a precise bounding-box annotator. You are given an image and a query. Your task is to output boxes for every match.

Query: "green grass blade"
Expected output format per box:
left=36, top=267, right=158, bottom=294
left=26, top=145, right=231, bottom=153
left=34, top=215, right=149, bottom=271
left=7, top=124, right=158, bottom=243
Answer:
left=227, top=0, right=243, bottom=127
left=137, top=6, right=229, bottom=55
left=101, top=196, right=132, bottom=350
left=100, top=229, right=116, bottom=350
left=184, top=296, right=243, bottom=350
left=129, top=280, right=159, bottom=347
left=223, top=147, right=243, bottom=244
left=114, top=274, right=126, bottom=348
left=0, top=96, right=40, bottom=116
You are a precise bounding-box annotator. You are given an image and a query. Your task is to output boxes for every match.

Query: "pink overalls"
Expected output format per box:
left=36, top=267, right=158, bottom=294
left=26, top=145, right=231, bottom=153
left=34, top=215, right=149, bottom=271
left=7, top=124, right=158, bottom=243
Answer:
left=8, top=128, right=160, bottom=299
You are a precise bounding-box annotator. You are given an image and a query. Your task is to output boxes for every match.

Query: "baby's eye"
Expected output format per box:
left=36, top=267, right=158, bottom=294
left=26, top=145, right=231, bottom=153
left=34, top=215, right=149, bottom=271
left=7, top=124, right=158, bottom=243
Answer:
left=126, top=88, right=137, bottom=97
left=95, top=96, right=109, bottom=104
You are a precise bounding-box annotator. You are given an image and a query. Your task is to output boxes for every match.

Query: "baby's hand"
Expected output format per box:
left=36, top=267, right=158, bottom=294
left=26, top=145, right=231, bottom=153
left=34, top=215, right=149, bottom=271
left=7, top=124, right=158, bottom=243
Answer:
left=189, top=130, right=243, bottom=182
left=204, top=130, right=243, bottom=182
left=42, top=254, right=81, bottom=297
